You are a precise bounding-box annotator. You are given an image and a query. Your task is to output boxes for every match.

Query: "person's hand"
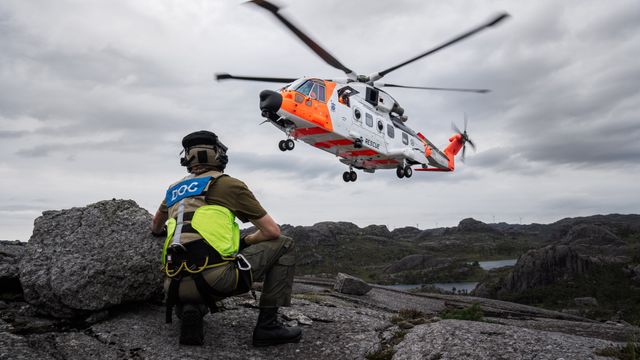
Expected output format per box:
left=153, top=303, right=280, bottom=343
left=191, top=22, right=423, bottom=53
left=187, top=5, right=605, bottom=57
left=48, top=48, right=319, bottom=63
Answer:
left=239, top=234, right=250, bottom=251
left=151, top=226, right=166, bottom=237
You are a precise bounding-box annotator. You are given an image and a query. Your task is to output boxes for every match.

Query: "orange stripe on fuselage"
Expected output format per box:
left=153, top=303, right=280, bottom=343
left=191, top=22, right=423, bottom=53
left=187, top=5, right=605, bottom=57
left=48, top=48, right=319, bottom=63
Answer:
left=369, top=159, right=399, bottom=165
left=313, top=139, right=353, bottom=148
left=340, top=149, right=379, bottom=157
left=292, top=127, right=330, bottom=138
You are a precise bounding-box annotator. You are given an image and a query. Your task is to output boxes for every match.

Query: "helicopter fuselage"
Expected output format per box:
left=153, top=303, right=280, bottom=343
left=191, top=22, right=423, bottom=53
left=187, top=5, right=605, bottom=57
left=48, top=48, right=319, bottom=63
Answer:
left=260, top=77, right=452, bottom=173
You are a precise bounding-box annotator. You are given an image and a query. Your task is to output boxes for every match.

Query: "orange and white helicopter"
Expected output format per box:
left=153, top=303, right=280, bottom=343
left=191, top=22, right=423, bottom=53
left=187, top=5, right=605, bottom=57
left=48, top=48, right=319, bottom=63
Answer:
left=217, top=0, right=509, bottom=182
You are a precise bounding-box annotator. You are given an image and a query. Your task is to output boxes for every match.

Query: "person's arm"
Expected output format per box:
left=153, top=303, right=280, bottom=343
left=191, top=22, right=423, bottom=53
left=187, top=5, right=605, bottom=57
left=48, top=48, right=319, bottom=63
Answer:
left=150, top=207, right=168, bottom=236
left=244, top=214, right=281, bottom=244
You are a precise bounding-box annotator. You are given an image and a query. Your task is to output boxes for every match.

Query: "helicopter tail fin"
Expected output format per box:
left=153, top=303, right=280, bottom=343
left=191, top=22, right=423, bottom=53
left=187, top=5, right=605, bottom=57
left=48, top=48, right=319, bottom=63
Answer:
left=443, top=133, right=465, bottom=170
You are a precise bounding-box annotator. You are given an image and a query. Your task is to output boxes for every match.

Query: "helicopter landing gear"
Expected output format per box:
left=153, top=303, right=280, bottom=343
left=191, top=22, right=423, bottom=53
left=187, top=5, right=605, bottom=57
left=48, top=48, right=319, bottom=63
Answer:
left=278, top=139, right=295, bottom=151
left=404, top=165, right=413, bottom=178
left=285, top=139, right=295, bottom=150
left=396, top=165, right=412, bottom=179
left=343, top=169, right=357, bottom=182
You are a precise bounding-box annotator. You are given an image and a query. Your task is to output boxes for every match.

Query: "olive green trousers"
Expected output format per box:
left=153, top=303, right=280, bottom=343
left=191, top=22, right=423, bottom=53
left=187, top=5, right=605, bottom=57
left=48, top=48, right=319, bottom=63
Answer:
left=165, top=236, right=296, bottom=308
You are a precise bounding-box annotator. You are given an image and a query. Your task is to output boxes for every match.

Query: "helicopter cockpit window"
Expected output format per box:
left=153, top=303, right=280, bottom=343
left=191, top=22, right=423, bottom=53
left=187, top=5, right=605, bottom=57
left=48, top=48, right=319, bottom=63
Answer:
left=402, top=132, right=409, bottom=145
left=387, top=124, right=395, bottom=138
left=365, top=113, right=373, bottom=127
left=310, top=83, right=326, bottom=102
left=296, top=81, right=314, bottom=96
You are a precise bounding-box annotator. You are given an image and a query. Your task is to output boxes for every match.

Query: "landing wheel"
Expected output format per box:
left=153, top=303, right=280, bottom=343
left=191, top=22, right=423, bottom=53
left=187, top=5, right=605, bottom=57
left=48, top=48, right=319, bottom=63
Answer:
left=285, top=139, right=295, bottom=150
left=396, top=166, right=405, bottom=179
left=342, top=171, right=351, bottom=182
left=278, top=140, right=287, bottom=152
left=404, top=165, right=413, bottom=178
left=349, top=171, right=357, bottom=182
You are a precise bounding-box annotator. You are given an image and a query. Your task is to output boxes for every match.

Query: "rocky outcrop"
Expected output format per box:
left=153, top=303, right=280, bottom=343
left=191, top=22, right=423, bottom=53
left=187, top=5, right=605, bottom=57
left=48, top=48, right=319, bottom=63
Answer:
left=393, top=319, right=616, bottom=360
left=0, top=241, right=26, bottom=301
left=475, top=220, right=638, bottom=300
left=500, top=245, right=594, bottom=295
left=19, top=200, right=164, bottom=318
left=390, top=226, right=422, bottom=241
left=386, top=254, right=440, bottom=273
left=456, top=218, right=501, bottom=234
left=334, top=273, right=371, bottom=295
left=561, top=224, right=628, bottom=259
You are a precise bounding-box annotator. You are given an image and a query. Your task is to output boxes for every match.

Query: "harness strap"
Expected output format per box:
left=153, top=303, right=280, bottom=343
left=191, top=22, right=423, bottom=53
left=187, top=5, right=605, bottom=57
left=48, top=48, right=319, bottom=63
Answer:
left=165, top=277, right=181, bottom=323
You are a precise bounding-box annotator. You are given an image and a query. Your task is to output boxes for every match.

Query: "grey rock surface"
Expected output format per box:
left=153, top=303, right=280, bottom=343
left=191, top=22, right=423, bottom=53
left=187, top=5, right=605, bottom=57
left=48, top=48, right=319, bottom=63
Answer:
left=0, top=240, right=26, bottom=300
left=500, top=245, right=594, bottom=295
left=386, top=254, right=439, bottom=273
left=574, top=297, right=599, bottom=307
left=2, top=278, right=639, bottom=360
left=392, top=319, right=616, bottom=360
left=457, top=218, right=500, bottom=234
left=334, top=273, right=372, bottom=295
left=19, top=200, right=164, bottom=318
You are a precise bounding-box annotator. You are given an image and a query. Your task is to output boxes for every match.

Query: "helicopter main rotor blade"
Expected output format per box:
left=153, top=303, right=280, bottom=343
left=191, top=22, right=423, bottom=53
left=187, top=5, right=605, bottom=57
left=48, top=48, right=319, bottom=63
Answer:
left=377, top=83, right=490, bottom=93
left=248, top=0, right=356, bottom=78
left=215, top=73, right=297, bottom=83
left=371, top=12, right=510, bottom=81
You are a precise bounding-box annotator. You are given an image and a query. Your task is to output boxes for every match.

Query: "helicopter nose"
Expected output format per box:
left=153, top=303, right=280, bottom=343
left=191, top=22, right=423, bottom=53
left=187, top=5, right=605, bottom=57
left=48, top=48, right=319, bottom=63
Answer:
left=259, top=90, right=282, bottom=117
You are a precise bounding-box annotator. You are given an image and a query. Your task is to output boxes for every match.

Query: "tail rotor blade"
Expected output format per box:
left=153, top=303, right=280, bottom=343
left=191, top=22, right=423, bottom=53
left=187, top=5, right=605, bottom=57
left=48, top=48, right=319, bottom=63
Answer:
left=464, top=113, right=468, bottom=133
left=452, top=122, right=463, bottom=134
left=467, top=138, right=476, bottom=151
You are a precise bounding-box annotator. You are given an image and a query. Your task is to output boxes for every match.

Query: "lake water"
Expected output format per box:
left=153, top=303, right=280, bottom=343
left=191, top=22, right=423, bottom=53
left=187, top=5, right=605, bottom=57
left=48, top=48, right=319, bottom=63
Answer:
left=379, top=258, right=517, bottom=293
left=477, top=259, right=517, bottom=270
left=381, top=282, right=478, bottom=293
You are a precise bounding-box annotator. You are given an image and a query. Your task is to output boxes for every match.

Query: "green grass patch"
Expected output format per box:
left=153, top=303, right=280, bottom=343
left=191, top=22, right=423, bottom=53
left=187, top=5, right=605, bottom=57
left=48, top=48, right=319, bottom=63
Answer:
left=366, top=330, right=407, bottom=360
left=440, top=303, right=484, bottom=321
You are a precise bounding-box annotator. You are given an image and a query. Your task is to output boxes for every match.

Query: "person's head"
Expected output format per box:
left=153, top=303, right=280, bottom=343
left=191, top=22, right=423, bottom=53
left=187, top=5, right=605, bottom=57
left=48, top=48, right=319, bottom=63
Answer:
left=180, top=130, right=228, bottom=173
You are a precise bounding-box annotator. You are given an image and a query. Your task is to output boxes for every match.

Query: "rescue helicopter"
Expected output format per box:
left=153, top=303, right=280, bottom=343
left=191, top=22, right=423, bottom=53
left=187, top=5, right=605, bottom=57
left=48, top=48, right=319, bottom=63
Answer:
left=217, top=0, right=509, bottom=182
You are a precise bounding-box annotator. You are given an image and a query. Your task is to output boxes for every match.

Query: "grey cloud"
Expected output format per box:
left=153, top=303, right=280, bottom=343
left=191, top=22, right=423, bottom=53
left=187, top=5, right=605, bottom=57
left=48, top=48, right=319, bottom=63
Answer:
left=0, top=130, right=28, bottom=138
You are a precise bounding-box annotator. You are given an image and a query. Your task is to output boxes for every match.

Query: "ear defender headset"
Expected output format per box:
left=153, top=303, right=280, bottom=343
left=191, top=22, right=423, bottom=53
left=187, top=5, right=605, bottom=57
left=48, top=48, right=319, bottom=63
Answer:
left=180, top=130, right=229, bottom=171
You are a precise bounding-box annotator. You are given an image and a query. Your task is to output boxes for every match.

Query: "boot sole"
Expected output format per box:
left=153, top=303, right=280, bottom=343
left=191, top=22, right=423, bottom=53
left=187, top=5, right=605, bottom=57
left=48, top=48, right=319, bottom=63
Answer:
left=252, top=332, right=302, bottom=347
left=180, top=307, right=204, bottom=346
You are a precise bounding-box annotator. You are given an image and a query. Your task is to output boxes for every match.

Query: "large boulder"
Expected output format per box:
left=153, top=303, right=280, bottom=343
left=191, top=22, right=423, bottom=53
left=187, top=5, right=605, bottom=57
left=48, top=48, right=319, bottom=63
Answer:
left=334, top=273, right=371, bottom=295
left=19, top=200, right=164, bottom=318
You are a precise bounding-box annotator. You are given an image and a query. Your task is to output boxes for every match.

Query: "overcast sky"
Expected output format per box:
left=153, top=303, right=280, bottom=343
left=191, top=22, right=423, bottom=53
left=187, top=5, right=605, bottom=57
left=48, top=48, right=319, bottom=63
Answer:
left=1, top=0, right=639, bottom=241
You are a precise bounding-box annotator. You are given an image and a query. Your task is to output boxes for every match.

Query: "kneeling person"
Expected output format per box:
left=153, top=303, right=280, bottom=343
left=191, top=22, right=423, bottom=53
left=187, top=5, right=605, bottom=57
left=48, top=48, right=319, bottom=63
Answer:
left=151, top=130, right=302, bottom=346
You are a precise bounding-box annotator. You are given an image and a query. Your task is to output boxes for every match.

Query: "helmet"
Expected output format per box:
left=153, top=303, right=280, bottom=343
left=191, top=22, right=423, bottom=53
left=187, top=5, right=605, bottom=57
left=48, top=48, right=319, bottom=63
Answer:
left=180, top=130, right=228, bottom=172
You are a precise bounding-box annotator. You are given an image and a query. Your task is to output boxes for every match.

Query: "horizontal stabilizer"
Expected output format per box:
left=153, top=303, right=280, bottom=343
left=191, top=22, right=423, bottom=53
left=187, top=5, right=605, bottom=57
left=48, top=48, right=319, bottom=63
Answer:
left=415, top=168, right=451, bottom=172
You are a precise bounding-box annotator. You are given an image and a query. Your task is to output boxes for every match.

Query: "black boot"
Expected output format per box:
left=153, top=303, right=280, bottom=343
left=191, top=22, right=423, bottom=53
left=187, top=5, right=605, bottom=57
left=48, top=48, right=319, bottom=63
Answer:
left=252, top=308, right=303, bottom=347
left=180, top=304, right=204, bottom=345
